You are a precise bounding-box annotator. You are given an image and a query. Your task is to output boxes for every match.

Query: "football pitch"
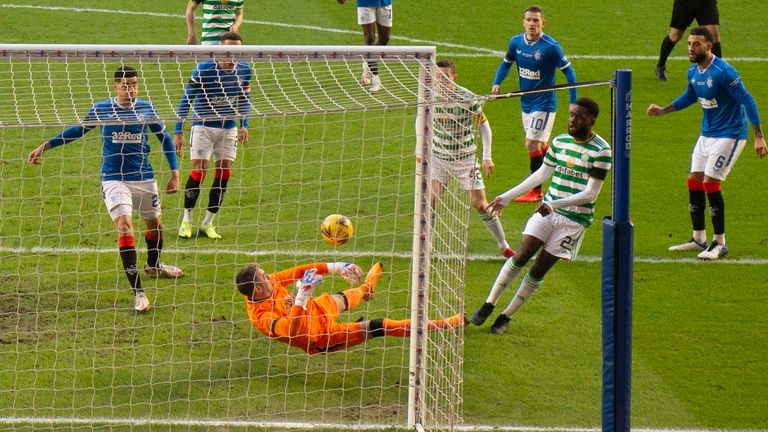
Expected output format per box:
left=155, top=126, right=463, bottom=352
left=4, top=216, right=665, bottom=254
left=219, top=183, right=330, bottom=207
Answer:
left=1, top=0, right=767, bottom=430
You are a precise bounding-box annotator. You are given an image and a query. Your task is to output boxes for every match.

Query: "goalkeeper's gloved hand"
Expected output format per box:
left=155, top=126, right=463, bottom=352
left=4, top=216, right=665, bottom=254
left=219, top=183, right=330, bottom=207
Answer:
left=295, top=268, right=323, bottom=308
left=339, top=263, right=363, bottom=285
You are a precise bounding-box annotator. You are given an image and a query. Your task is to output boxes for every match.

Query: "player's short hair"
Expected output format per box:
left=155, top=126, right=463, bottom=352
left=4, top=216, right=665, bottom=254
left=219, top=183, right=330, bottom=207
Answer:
left=236, top=263, right=268, bottom=298
left=114, top=66, right=138, bottom=81
left=436, top=60, right=456, bottom=75
left=524, top=5, right=544, bottom=16
left=690, top=26, right=714, bottom=43
left=574, top=97, right=599, bottom=119
left=220, top=31, right=243, bottom=43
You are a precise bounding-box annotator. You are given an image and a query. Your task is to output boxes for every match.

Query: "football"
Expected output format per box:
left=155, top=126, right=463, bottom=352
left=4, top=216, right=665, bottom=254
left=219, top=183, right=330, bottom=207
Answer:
left=321, top=214, right=354, bottom=246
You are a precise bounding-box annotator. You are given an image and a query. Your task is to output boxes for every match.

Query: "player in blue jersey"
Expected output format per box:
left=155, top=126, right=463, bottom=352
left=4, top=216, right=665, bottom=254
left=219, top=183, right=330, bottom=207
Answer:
left=492, top=5, right=577, bottom=203
left=175, top=32, right=252, bottom=240
left=27, top=66, right=184, bottom=312
left=337, top=0, right=392, bottom=92
left=647, top=27, right=766, bottom=260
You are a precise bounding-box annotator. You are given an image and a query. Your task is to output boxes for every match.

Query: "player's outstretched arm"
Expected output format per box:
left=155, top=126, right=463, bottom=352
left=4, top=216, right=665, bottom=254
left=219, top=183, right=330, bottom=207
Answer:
left=231, top=7, right=244, bottom=32
left=27, top=142, right=52, bottom=165
left=493, top=164, right=555, bottom=210
left=328, top=262, right=363, bottom=284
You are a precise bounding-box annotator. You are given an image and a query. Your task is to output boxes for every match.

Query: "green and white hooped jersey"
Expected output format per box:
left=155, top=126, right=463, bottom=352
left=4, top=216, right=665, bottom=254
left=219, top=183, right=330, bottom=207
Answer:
left=195, top=0, right=244, bottom=45
left=544, top=133, right=612, bottom=227
left=431, top=86, right=484, bottom=161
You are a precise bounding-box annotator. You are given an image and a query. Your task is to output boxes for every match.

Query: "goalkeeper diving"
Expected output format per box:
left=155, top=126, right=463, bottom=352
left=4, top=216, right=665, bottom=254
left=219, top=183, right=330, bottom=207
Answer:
left=236, top=262, right=466, bottom=355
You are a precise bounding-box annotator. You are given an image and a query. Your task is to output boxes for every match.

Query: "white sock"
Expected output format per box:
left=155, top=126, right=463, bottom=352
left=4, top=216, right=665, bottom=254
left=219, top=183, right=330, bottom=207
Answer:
left=693, top=230, right=707, bottom=244
left=183, top=209, right=194, bottom=223
left=202, top=210, right=216, bottom=225
left=501, top=273, right=543, bottom=317
left=714, top=233, right=725, bottom=245
left=485, top=258, right=523, bottom=306
left=481, top=211, right=509, bottom=249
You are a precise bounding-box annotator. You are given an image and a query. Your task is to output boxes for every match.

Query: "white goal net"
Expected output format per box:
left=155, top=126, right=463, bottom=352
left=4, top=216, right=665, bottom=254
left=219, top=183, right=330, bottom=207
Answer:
left=0, top=45, right=473, bottom=431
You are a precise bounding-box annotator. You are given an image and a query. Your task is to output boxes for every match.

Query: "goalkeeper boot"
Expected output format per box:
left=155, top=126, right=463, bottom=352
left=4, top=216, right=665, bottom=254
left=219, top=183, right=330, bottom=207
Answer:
left=144, top=263, right=184, bottom=279
left=134, top=291, right=150, bottom=313
left=697, top=240, right=728, bottom=260
left=490, top=314, right=511, bottom=334
left=199, top=223, right=222, bottom=239
left=369, top=75, right=382, bottom=93
left=362, top=262, right=383, bottom=301
left=469, top=302, right=495, bottom=326
left=178, top=220, right=193, bottom=239
left=514, top=189, right=544, bottom=203
left=668, top=238, right=708, bottom=252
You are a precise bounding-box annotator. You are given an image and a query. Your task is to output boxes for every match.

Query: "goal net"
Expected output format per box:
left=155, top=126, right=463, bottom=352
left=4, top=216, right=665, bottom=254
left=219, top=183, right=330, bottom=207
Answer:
left=0, top=44, right=472, bottom=431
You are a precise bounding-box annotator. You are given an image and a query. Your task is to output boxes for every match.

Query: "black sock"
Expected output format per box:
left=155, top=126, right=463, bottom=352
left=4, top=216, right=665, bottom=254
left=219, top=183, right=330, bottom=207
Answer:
left=207, top=176, right=229, bottom=214
left=184, top=175, right=202, bottom=210
left=145, top=232, right=162, bottom=268
left=658, top=35, right=676, bottom=68
left=119, top=246, right=142, bottom=294
left=712, top=42, right=722, bottom=58
left=707, top=190, right=725, bottom=236
left=530, top=153, right=544, bottom=192
left=689, top=189, right=707, bottom=231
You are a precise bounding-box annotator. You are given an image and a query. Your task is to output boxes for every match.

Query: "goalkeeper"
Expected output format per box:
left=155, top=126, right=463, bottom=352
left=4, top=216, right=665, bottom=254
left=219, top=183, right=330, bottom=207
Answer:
left=236, top=262, right=466, bottom=355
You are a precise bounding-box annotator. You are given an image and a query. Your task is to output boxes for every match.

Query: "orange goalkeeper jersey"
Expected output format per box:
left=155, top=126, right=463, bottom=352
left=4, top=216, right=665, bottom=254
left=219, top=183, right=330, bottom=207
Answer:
left=244, top=263, right=344, bottom=353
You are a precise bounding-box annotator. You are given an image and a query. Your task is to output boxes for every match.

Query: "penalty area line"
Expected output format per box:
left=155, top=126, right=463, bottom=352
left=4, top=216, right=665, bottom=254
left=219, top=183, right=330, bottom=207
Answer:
left=1, top=246, right=767, bottom=265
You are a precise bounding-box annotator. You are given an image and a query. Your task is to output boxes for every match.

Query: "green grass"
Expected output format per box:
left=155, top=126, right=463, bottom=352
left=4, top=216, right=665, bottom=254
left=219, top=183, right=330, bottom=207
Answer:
left=1, top=0, right=768, bottom=430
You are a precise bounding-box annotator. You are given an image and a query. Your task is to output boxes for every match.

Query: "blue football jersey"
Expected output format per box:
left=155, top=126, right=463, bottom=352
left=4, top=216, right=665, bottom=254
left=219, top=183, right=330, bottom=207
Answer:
left=356, top=0, right=392, bottom=6
left=672, top=56, right=761, bottom=139
left=48, top=98, right=177, bottom=182
left=497, top=33, right=572, bottom=113
left=176, top=60, right=252, bottom=131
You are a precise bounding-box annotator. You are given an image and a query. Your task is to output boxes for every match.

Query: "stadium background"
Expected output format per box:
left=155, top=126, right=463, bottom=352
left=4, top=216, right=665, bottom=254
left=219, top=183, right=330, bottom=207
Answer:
left=0, top=0, right=766, bottom=428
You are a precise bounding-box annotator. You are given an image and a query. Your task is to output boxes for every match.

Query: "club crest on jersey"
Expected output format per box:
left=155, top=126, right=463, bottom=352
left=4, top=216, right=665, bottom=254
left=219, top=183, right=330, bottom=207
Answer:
left=706, top=77, right=713, bottom=88
left=698, top=97, right=719, bottom=109
left=534, top=50, right=543, bottom=61
left=519, top=67, right=541, bottom=80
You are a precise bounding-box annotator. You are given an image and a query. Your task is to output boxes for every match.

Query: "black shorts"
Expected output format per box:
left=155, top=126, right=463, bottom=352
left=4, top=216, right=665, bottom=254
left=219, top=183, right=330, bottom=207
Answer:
left=670, top=0, right=719, bottom=29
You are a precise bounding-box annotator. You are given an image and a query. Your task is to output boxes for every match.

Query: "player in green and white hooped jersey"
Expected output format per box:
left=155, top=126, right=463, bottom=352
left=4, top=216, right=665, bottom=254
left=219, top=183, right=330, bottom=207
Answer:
left=469, top=97, right=611, bottom=334
left=428, top=60, right=514, bottom=259
left=186, top=0, right=245, bottom=45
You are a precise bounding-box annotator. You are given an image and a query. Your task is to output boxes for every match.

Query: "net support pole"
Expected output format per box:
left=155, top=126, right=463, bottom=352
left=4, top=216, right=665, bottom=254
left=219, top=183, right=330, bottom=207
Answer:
left=408, top=60, right=434, bottom=429
left=602, top=69, right=633, bottom=432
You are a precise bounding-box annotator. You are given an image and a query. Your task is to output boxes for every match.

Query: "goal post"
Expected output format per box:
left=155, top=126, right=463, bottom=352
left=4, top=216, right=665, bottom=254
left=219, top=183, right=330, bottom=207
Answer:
left=0, top=44, right=468, bottom=431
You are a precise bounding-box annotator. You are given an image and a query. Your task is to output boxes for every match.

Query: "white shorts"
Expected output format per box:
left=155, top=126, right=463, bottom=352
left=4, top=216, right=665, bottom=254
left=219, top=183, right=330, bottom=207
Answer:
left=523, top=211, right=586, bottom=261
left=101, top=180, right=161, bottom=221
left=190, top=125, right=238, bottom=162
left=690, top=136, right=746, bottom=180
left=431, top=155, right=485, bottom=191
left=521, top=111, right=556, bottom=143
left=357, top=6, right=393, bottom=26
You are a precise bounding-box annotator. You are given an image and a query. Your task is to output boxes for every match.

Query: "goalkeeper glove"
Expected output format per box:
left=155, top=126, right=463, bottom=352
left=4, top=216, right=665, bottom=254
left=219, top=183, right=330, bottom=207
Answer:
left=295, top=268, right=323, bottom=308
left=339, top=263, right=362, bottom=284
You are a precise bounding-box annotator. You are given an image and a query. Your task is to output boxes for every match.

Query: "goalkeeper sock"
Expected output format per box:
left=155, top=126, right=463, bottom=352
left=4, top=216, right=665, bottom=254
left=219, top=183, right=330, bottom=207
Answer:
left=480, top=210, right=508, bottom=249
left=207, top=168, right=231, bottom=215
left=118, top=235, right=142, bottom=293
left=658, top=35, right=676, bottom=68
left=145, top=230, right=162, bottom=268
left=485, top=258, right=523, bottom=305
left=342, top=286, right=365, bottom=311
left=500, top=273, right=542, bottom=317
left=183, top=170, right=206, bottom=217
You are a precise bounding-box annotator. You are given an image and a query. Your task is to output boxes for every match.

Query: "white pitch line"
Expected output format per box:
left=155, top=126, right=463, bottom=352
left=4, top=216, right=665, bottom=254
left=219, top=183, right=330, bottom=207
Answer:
left=1, top=245, right=767, bottom=265
left=0, top=417, right=763, bottom=432
left=5, top=3, right=768, bottom=62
